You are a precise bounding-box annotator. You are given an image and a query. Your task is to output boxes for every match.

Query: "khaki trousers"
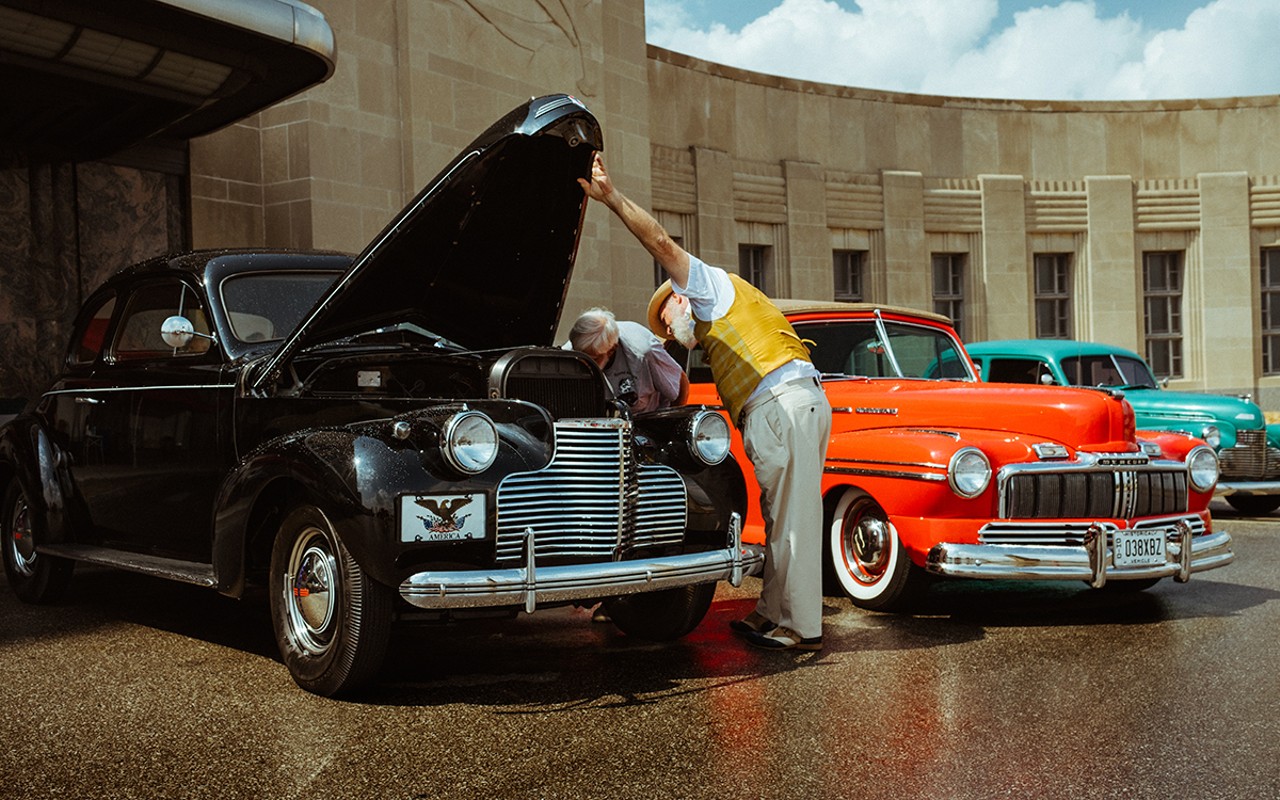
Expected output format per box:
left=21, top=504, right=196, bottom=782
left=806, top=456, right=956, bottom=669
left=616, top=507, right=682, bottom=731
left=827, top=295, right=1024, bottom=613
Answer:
left=740, top=377, right=832, bottom=639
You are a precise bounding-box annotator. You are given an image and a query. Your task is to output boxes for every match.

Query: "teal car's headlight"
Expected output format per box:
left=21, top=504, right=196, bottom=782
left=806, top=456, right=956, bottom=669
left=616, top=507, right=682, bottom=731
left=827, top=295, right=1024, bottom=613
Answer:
left=948, top=447, right=991, bottom=498
left=1187, top=445, right=1219, bottom=493
left=1201, top=424, right=1221, bottom=450
left=442, top=411, right=499, bottom=474
left=689, top=410, right=731, bottom=465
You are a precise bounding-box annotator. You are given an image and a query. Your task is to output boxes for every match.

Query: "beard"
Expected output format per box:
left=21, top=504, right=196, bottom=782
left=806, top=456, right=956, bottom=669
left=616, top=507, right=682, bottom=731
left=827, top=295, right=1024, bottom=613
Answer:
left=670, top=305, right=698, bottom=349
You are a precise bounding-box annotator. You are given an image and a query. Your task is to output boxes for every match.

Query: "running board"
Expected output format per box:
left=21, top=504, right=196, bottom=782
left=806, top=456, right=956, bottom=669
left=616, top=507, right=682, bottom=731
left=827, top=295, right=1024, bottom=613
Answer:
left=37, top=544, right=217, bottom=588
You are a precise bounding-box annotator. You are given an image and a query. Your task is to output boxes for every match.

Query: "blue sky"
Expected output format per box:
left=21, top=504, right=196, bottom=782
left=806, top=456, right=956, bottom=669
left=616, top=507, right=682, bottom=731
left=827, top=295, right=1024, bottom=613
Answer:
left=645, top=0, right=1280, bottom=100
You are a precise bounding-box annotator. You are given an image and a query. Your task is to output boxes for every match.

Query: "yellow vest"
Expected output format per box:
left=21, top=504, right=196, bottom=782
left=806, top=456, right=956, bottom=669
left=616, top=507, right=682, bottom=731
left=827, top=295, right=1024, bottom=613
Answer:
left=695, top=274, right=812, bottom=423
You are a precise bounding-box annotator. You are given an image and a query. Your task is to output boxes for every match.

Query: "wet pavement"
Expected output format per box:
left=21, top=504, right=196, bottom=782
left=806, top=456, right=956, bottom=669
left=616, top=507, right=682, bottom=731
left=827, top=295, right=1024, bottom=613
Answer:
left=2, top=503, right=1278, bottom=799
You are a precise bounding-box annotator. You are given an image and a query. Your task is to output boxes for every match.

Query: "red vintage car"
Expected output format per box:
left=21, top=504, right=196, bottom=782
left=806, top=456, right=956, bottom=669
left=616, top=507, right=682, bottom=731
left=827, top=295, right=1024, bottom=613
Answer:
left=685, top=300, right=1234, bottom=610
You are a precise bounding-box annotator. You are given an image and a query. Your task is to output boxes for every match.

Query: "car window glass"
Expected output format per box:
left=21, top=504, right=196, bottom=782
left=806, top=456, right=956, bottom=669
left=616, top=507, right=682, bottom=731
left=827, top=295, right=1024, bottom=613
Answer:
left=794, top=320, right=972, bottom=380
left=113, top=283, right=212, bottom=361
left=71, top=295, right=116, bottom=365
left=1062, top=355, right=1124, bottom=386
left=987, top=358, right=1047, bottom=384
left=1114, top=355, right=1159, bottom=388
left=220, top=272, right=340, bottom=342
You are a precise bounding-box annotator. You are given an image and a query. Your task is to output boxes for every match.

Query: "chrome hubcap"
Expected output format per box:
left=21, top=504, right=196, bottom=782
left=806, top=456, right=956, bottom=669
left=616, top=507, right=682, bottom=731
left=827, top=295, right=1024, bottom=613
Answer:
left=285, top=527, right=338, bottom=655
left=843, top=500, right=890, bottom=583
left=7, top=494, right=36, bottom=578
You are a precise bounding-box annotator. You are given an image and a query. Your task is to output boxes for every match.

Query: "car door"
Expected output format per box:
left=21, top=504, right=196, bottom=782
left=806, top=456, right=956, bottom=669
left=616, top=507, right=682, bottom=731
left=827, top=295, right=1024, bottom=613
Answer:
left=79, top=278, right=231, bottom=562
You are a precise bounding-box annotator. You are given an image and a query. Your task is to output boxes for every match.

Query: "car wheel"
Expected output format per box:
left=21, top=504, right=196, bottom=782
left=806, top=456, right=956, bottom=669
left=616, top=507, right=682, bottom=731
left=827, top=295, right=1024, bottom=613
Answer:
left=603, top=582, right=716, bottom=641
left=1225, top=495, right=1280, bottom=516
left=824, top=489, right=926, bottom=611
left=2, top=481, right=73, bottom=604
left=269, top=505, right=393, bottom=696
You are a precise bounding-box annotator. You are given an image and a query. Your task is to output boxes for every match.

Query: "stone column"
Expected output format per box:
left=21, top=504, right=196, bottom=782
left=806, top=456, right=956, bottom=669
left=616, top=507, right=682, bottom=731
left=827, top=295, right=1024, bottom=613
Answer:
left=882, top=170, right=928, bottom=309
left=978, top=175, right=1030, bottom=341
left=1084, top=175, right=1140, bottom=351
left=693, top=146, right=736, bottom=271
left=1197, top=172, right=1254, bottom=394
left=784, top=159, right=829, bottom=300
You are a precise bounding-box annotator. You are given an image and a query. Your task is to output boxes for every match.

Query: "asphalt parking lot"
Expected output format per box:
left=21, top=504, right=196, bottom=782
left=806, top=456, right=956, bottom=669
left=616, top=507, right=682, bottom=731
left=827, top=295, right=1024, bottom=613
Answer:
left=3, top=501, right=1278, bottom=800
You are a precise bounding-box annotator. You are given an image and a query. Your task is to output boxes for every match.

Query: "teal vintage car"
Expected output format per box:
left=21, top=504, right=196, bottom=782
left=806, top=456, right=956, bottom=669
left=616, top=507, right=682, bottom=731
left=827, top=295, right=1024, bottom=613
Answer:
left=968, top=339, right=1280, bottom=516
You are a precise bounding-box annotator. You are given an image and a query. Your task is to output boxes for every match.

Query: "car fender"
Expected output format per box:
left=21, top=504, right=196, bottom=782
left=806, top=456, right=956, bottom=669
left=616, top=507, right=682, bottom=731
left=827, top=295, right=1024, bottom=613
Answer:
left=0, top=416, right=82, bottom=546
left=212, top=401, right=556, bottom=595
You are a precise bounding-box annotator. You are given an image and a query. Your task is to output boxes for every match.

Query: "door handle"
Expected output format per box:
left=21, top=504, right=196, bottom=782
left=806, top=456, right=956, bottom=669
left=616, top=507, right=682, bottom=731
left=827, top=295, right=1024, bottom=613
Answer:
left=74, top=396, right=102, bottom=405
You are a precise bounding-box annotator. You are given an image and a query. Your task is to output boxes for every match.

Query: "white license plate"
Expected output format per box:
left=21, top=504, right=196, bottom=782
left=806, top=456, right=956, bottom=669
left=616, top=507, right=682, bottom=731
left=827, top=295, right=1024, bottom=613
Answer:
left=1113, top=529, right=1166, bottom=567
left=400, top=493, right=485, bottom=543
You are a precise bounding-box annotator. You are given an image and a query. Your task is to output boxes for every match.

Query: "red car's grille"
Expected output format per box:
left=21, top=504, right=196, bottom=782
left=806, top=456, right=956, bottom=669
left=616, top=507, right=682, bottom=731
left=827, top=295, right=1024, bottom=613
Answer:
left=1002, top=469, right=1187, bottom=519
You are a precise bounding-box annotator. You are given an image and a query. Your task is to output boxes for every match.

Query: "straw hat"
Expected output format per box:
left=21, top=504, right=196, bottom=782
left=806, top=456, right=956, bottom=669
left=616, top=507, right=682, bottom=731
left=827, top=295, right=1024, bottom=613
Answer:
left=646, top=279, right=676, bottom=340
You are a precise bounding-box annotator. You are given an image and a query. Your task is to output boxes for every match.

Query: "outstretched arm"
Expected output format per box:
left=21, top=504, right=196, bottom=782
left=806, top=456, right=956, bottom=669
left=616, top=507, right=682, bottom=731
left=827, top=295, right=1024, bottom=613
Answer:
left=578, top=153, right=691, bottom=288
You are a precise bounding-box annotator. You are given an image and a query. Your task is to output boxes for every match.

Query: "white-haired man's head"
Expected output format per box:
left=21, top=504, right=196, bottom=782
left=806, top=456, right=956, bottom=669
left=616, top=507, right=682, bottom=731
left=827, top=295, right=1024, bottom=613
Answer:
left=569, top=307, right=620, bottom=368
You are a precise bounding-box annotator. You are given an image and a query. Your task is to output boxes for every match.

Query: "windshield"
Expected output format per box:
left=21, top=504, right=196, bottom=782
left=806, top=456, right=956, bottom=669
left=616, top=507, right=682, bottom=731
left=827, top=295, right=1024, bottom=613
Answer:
left=793, top=319, right=974, bottom=380
left=1061, top=354, right=1159, bottom=388
left=219, top=272, right=341, bottom=343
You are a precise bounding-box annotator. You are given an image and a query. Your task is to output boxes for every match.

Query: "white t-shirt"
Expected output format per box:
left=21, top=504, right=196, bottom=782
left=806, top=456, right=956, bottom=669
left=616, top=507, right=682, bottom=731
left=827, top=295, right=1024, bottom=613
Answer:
left=672, top=255, right=819, bottom=401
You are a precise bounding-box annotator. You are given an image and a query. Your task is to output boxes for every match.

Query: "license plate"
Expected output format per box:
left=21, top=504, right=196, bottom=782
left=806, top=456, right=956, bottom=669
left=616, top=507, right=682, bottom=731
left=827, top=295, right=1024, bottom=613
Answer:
left=1113, top=529, right=1166, bottom=567
left=400, top=493, right=485, bottom=543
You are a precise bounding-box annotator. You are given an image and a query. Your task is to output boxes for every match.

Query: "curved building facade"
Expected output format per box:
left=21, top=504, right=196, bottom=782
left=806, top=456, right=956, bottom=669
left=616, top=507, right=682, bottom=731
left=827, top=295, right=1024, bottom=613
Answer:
left=642, top=47, right=1280, bottom=406
left=4, top=0, right=1259, bottom=408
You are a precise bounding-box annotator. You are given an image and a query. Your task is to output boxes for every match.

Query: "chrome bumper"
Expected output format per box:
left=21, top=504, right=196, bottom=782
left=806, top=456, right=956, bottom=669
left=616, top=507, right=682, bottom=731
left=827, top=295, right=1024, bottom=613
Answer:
left=399, top=514, right=763, bottom=612
left=1215, top=480, right=1280, bottom=497
left=927, top=521, right=1234, bottom=588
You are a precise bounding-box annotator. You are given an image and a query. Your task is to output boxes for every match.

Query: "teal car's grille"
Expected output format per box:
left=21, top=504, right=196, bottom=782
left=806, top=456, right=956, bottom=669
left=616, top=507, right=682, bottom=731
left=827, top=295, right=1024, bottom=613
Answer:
left=1002, top=469, right=1187, bottom=519
left=1218, top=429, right=1280, bottom=480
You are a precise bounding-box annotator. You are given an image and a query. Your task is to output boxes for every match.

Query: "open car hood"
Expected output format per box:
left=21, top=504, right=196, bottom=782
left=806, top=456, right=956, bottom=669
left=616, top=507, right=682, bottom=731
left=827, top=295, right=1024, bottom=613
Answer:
left=252, top=94, right=602, bottom=392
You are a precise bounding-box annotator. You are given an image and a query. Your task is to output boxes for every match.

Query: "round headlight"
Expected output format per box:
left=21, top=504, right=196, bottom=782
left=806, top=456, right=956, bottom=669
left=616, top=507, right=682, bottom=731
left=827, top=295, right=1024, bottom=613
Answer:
left=1187, top=445, right=1219, bottom=493
left=1201, top=424, right=1221, bottom=450
left=689, top=410, right=731, bottom=465
left=442, top=411, right=498, bottom=474
left=948, top=447, right=991, bottom=498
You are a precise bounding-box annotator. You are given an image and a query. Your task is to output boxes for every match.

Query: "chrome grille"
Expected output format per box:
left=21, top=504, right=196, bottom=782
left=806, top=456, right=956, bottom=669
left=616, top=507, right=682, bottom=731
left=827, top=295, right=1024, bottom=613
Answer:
left=1002, top=469, right=1187, bottom=519
left=1218, top=429, right=1280, bottom=480
left=979, top=515, right=1206, bottom=547
left=495, top=420, right=687, bottom=563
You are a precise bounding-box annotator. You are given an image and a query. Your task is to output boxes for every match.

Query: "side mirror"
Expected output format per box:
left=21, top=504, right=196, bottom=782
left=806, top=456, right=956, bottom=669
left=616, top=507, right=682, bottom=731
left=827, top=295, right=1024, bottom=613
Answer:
left=1039, top=372, right=1056, bottom=385
left=160, top=315, right=195, bottom=348
left=160, top=315, right=215, bottom=349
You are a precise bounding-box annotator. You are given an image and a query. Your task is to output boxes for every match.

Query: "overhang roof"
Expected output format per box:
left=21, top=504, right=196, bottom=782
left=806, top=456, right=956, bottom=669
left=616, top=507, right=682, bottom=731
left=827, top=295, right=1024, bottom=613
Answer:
left=0, top=0, right=335, bottom=162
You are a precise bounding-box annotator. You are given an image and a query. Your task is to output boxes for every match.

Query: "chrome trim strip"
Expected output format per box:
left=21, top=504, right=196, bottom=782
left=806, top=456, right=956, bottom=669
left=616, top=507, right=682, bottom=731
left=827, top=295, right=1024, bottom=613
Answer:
left=824, top=466, right=947, bottom=482
left=926, top=530, right=1233, bottom=582
left=44, top=384, right=235, bottom=396
left=828, top=456, right=946, bottom=470
left=400, top=541, right=765, bottom=611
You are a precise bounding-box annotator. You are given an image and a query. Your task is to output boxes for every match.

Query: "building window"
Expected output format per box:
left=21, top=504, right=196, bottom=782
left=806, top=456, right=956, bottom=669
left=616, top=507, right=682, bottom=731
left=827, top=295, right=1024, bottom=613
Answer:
left=1143, top=251, right=1183, bottom=379
left=1033, top=253, right=1072, bottom=339
left=654, top=235, right=683, bottom=288
left=739, top=245, right=771, bottom=295
left=833, top=250, right=864, bottom=301
left=932, top=253, right=965, bottom=339
left=1264, top=249, right=1280, bottom=374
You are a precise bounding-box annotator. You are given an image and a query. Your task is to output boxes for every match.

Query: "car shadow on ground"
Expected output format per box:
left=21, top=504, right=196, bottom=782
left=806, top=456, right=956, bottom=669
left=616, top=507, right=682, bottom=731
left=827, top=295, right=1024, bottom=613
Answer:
left=4, top=566, right=1273, bottom=709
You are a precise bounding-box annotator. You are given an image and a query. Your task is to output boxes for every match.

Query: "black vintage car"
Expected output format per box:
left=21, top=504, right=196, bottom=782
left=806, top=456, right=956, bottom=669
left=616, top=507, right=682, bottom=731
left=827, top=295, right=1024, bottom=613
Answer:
left=0, top=95, right=755, bottom=696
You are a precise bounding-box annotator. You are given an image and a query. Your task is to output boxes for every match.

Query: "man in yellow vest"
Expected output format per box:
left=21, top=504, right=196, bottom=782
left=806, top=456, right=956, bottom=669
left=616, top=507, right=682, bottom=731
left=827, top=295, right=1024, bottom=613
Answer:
left=579, top=153, right=833, bottom=651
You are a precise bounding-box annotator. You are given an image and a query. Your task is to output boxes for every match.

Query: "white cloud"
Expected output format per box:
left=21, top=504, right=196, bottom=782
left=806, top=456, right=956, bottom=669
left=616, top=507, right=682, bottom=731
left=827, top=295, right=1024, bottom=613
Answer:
left=647, top=0, right=1280, bottom=100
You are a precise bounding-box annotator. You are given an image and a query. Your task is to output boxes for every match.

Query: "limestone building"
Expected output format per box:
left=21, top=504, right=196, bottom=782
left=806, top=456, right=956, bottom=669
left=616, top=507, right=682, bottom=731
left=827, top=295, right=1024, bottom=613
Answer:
left=3, top=0, right=1277, bottom=408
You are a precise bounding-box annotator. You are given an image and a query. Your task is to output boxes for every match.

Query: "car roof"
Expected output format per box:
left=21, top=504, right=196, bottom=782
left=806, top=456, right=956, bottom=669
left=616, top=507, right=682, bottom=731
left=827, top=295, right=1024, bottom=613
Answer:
left=772, top=298, right=953, bottom=325
left=967, top=338, right=1146, bottom=362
